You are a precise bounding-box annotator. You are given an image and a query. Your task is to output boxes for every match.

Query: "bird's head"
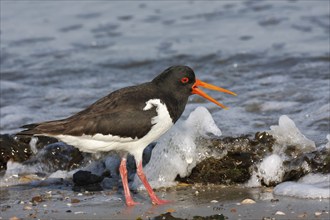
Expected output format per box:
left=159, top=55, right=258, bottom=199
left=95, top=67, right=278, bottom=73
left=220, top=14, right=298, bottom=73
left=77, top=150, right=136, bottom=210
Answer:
left=152, top=65, right=237, bottom=109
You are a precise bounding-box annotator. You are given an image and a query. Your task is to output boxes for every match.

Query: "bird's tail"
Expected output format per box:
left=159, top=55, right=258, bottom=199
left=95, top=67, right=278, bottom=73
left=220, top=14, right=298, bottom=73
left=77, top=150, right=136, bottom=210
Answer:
left=17, top=120, right=67, bottom=136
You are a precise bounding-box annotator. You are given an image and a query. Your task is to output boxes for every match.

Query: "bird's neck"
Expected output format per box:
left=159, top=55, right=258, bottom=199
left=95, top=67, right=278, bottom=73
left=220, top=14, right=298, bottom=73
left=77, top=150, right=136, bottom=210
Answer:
left=149, top=81, right=189, bottom=124
left=160, top=91, right=188, bottom=124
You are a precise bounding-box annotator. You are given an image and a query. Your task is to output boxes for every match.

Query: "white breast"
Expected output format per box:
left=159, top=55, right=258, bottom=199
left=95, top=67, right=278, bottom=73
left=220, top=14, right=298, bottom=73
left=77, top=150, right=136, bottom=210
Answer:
left=53, top=99, right=174, bottom=161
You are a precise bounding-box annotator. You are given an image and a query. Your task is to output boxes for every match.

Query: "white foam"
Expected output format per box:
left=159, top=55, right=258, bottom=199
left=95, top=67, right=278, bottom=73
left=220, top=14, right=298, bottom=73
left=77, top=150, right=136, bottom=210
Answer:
left=325, top=134, right=330, bottom=150
left=269, top=115, right=316, bottom=152
left=260, top=101, right=299, bottom=112
left=3, top=160, right=38, bottom=177
left=274, top=173, right=330, bottom=199
left=299, top=173, right=330, bottom=185
left=1, top=159, right=76, bottom=187
left=133, top=106, right=222, bottom=189
left=48, top=170, right=76, bottom=179
left=29, top=137, right=39, bottom=154
left=246, top=154, right=284, bottom=187
left=1, top=161, right=40, bottom=187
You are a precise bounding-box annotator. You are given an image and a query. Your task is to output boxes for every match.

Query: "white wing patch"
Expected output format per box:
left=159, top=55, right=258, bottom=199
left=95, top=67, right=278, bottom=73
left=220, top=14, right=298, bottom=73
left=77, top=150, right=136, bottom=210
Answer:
left=143, top=99, right=173, bottom=134
left=143, top=99, right=173, bottom=125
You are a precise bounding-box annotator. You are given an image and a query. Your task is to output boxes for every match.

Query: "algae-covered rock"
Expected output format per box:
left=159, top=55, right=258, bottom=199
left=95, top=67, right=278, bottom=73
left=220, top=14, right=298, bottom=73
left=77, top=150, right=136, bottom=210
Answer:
left=177, top=132, right=275, bottom=185
left=0, top=134, right=31, bottom=171
left=177, top=132, right=329, bottom=186
left=0, top=134, right=85, bottom=174
left=31, top=142, right=85, bottom=172
left=176, top=153, right=253, bottom=184
left=0, top=134, right=60, bottom=172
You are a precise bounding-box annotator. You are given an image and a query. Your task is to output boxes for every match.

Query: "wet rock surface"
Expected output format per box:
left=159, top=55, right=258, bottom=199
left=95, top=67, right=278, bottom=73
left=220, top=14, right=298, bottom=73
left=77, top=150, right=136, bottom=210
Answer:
left=282, top=148, right=330, bottom=182
left=177, top=132, right=275, bottom=185
left=176, top=153, right=254, bottom=185
left=72, top=170, right=105, bottom=192
left=1, top=135, right=85, bottom=174
left=30, top=142, right=85, bottom=173
left=0, top=134, right=32, bottom=171
left=0, top=135, right=59, bottom=172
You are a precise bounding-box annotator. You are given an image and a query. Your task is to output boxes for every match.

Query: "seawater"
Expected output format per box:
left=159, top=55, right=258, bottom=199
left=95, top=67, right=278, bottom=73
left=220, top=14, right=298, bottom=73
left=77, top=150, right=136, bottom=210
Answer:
left=1, top=1, right=329, bottom=145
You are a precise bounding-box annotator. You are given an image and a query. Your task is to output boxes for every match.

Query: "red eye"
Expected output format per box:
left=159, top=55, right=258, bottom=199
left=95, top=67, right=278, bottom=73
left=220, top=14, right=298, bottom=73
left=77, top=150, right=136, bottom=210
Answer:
left=181, top=77, right=189, bottom=84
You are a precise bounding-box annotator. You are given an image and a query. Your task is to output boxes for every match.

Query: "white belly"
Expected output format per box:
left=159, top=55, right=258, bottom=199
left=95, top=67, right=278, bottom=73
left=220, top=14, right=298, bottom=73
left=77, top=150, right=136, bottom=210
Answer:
left=53, top=99, right=173, bottom=159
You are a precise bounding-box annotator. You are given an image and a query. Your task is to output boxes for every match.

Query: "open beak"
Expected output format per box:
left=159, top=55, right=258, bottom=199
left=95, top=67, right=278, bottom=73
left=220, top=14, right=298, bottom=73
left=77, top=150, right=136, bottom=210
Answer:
left=192, top=79, right=237, bottom=109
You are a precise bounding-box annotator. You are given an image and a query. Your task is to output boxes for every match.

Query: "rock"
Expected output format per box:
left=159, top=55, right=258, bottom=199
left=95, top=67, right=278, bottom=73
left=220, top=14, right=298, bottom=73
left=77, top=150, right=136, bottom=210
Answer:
left=72, top=170, right=104, bottom=192
left=71, top=198, right=80, bottom=203
left=23, top=205, right=33, bottom=210
left=240, top=198, right=256, bottom=204
left=34, top=142, right=85, bottom=172
left=31, top=195, right=44, bottom=204
left=0, top=134, right=31, bottom=171
left=314, top=211, right=322, bottom=216
left=282, top=148, right=330, bottom=181
left=177, top=133, right=274, bottom=184
left=297, top=212, right=308, bottom=218
left=275, top=210, right=286, bottom=215
left=1, top=205, right=11, bottom=211
left=73, top=170, right=104, bottom=185
left=166, top=208, right=176, bottom=213
left=0, top=134, right=83, bottom=173
left=176, top=155, right=253, bottom=184
left=16, top=135, right=59, bottom=151
left=74, top=211, right=85, bottom=214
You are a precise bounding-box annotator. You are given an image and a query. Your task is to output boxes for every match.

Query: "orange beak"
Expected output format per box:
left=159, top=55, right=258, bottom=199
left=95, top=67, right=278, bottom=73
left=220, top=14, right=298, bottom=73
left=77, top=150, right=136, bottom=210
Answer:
left=192, top=79, right=237, bottom=109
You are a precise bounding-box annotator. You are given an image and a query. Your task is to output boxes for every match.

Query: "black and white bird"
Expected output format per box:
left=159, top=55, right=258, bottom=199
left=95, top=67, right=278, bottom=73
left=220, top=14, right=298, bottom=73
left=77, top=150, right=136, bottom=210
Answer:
left=18, top=65, right=236, bottom=206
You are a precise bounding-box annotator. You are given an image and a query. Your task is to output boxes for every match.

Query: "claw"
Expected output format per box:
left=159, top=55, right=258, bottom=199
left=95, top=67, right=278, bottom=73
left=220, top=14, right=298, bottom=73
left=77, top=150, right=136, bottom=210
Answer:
left=126, top=199, right=140, bottom=206
left=151, top=198, right=171, bottom=205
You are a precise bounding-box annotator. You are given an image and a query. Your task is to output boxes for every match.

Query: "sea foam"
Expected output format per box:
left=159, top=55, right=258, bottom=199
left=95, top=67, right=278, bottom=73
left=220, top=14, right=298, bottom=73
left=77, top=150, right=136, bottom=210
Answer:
left=269, top=115, right=316, bottom=152
left=274, top=173, right=330, bottom=199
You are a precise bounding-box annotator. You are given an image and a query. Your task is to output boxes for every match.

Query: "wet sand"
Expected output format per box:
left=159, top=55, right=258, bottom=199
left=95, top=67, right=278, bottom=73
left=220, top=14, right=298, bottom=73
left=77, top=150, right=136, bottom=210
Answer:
left=1, top=184, right=329, bottom=220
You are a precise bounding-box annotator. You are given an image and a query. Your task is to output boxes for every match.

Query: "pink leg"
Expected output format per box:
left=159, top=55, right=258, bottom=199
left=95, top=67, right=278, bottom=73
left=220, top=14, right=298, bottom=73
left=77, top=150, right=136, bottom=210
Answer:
left=136, top=162, right=170, bottom=205
left=119, top=158, right=139, bottom=206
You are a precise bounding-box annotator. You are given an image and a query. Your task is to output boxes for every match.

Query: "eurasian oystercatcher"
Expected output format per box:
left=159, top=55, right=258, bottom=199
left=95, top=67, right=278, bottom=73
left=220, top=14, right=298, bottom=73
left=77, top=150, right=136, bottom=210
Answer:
left=18, top=65, right=236, bottom=206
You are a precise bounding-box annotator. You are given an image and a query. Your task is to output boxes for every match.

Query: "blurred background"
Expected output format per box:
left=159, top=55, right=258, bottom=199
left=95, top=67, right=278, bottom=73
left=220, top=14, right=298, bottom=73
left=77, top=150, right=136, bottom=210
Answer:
left=1, top=0, right=329, bottom=145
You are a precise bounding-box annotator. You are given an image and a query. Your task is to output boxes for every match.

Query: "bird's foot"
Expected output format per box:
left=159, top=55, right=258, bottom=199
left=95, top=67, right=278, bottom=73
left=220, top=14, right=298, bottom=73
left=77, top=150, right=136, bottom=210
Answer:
left=126, top=198, right=140, bottom=206
left=151, top=197, right=171, bottom=205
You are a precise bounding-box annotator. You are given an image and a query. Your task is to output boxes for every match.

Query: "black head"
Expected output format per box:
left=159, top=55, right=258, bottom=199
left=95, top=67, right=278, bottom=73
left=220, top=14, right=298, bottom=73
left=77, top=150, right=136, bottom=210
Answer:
left=152, top=65, right=237, bottom=109
left=152, top=65, right=196, bottom=98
